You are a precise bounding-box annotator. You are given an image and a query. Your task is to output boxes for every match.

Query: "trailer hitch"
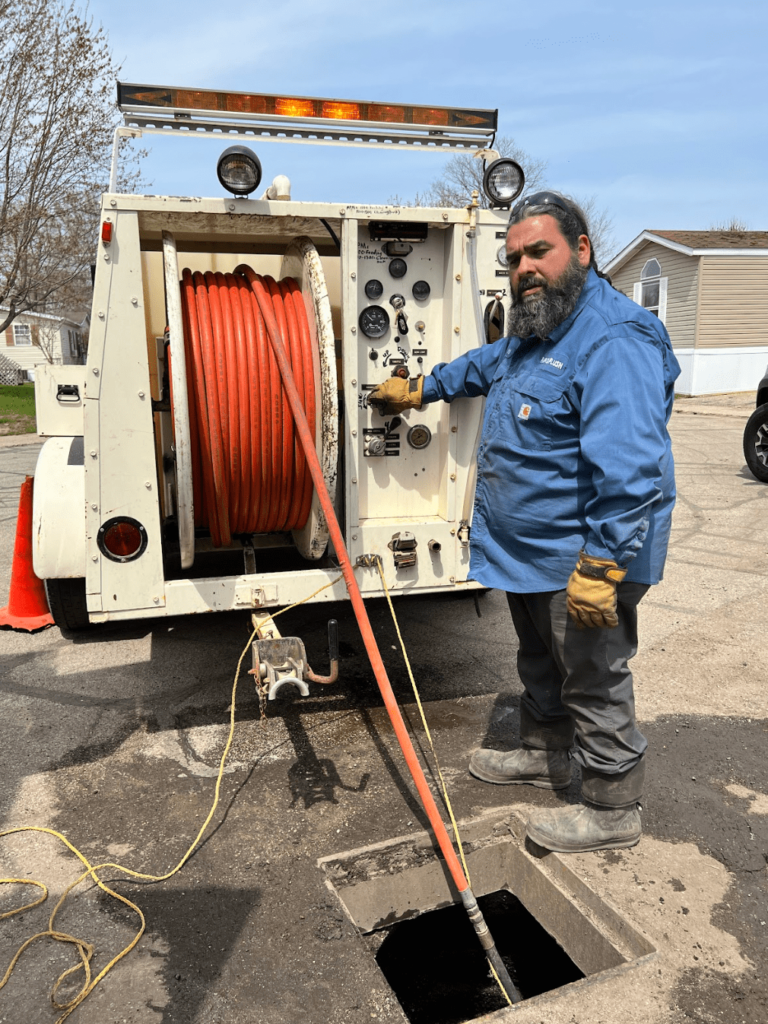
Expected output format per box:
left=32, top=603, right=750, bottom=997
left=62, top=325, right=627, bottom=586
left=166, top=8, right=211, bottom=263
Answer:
left=250, top=617, right=339, bottom=699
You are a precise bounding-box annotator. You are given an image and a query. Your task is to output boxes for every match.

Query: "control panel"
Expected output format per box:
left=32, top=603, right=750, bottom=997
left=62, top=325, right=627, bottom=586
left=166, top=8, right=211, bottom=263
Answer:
left=343, top=209, right=508, bottom=590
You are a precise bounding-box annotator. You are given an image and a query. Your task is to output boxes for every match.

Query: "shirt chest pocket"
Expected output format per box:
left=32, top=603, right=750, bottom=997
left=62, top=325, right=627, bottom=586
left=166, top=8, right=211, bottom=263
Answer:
left=491, top=372, right=574, bottom=452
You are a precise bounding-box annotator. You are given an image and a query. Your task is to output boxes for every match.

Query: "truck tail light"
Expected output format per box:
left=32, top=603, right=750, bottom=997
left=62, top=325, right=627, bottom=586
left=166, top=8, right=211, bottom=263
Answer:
left=97, top=517, right=148, bottom=562
left=101, top=221, right=113, bottom=243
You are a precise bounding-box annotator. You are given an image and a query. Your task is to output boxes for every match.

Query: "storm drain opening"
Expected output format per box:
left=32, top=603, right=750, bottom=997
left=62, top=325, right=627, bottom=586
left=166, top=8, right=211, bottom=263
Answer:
left=371, top=887, right=584, bottom=1024
left=320, top=810, right=656, bottom=1020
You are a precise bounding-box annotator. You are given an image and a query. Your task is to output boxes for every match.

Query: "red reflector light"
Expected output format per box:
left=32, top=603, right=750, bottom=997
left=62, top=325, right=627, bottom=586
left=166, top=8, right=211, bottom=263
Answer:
left=104, top=522, right=141, bottom=557
left=97, top=517, right=147, bottom=562
left=101, top=221, right=113, bottom=243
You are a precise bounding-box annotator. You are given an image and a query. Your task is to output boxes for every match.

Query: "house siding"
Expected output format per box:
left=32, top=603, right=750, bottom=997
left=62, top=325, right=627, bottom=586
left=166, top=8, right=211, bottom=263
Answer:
left=0, top=311, right=85, bottom=372
left=609, top=241, right=699, bottom=349
left=696, top=256, right=768, bottom=349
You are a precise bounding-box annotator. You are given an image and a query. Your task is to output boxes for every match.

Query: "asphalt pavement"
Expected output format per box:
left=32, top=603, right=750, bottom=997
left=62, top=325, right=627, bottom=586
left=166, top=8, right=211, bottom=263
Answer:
left=0, top=398, right=765, bottom=1024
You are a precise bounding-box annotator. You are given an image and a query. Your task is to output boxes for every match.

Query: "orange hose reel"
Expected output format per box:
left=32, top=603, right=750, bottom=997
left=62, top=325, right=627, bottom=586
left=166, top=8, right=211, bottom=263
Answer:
left=177, top=267, right=316, bottom=547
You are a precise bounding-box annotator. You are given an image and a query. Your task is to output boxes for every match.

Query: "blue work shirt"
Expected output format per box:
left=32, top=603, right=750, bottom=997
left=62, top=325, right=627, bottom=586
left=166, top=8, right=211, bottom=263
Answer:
left=422, top=269, right=681, bottom=592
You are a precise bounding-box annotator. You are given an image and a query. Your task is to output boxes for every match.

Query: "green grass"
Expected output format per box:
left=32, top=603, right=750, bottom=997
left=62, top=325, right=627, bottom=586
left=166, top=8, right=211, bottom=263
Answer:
left=0, top=384, right=37, bottom=434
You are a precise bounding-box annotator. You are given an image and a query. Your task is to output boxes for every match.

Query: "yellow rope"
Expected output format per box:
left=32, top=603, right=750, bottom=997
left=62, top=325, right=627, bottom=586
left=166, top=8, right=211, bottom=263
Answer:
left=374, top=561, right=472, bottom=887
left=0, top=574, right=342, bottom=1023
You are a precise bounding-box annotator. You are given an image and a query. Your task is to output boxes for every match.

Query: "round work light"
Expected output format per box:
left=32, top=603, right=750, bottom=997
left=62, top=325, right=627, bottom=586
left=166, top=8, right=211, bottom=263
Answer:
left=216, top=146, right=263, bottom=197
left=482, top=158, right=525, bottom=208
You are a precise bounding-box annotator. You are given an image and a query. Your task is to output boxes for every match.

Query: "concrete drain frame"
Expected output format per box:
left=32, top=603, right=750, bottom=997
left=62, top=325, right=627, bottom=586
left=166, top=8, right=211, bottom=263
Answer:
left=319, top=808, right=657, bottom=1019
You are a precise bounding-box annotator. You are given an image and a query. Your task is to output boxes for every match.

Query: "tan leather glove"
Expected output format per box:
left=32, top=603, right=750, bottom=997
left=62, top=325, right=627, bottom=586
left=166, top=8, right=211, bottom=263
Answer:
left=368, top=375, right=424, bottom=415
left=566, top=550, right=627, bottom=629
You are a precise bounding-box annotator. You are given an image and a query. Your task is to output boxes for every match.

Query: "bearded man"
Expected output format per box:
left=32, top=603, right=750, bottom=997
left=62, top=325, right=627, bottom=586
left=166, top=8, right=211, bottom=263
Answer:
left=369, top=191, right=680, bottom=854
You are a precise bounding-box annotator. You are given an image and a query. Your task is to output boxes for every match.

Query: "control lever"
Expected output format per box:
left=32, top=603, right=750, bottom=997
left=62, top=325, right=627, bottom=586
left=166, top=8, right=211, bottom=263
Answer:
left=305, top=619, right=339, bottom=685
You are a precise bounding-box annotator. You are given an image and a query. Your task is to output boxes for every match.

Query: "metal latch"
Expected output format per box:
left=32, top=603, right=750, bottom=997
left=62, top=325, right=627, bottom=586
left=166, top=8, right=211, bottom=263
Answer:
left=388, top=530, right=418, bottom=569
left=56, top=384, right=80, bottom=403
left=458, top=520, right=470, bottom=547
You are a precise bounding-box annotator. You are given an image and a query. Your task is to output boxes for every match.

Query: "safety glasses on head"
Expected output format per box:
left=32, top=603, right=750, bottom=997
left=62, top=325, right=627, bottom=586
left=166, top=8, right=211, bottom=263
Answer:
left=509, top=191, right=587, bottom=235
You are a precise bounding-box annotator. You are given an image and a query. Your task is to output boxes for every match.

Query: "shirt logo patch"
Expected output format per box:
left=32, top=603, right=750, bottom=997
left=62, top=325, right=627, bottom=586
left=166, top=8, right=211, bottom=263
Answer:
left=518, top=403, right=532, bottom=421
left=540, top=355, right=566, bottom=373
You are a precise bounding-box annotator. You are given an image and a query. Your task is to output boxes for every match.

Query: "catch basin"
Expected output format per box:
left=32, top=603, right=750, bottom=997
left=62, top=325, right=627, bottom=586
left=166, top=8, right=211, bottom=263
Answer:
left=319, top=808, right=656, bottom=1022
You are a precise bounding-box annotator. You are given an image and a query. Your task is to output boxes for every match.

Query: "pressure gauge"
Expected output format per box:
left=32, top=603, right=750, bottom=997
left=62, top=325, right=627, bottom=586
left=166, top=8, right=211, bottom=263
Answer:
left=358, top=305, right=390, bottom=339
left=365, top=279, right=384, bottom=300
left=496, top=243, right=509, bottom=267
left=412, top=280, right=431, bottom=300
left=407, top=424, right=432, bottom=450
left=389, top=258, right=407, bottom=279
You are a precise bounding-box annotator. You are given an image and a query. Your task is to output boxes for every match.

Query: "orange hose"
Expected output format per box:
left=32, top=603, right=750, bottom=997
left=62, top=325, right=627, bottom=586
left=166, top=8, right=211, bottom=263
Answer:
left=177, top=269, right=316, bottom=542
left=236, top=264, right=470, bottom=893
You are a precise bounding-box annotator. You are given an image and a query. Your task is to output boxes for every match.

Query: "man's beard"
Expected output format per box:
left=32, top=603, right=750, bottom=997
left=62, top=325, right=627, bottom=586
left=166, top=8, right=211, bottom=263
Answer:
left=506, top=253, right=589, bottom=340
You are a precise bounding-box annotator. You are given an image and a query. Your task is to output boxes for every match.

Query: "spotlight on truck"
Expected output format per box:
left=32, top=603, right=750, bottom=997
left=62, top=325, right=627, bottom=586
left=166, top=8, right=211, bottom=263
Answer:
left=217, top=145, right=263, bottom=197
left=482, top=158, right=525, bottom=208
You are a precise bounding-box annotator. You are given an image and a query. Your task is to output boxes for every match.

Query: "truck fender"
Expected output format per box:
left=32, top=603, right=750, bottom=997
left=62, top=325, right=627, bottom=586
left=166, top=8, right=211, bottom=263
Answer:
left=32, top=436, right=86, bottom=579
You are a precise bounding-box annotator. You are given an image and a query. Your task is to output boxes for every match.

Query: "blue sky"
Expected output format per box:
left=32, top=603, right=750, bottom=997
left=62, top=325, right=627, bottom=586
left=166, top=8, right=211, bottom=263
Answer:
left=90, top=0, right=767, bottom=258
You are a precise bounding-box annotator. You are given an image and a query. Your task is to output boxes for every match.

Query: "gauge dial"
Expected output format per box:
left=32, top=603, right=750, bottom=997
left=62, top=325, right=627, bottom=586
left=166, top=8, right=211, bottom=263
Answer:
left=359, top=305, right=390, bottom=339
left=389, top=257, right=407, bottom=279
left=365, top=279, right=384, bottom=299
left=412, top=280, right=431, bottom=300
left=496, top=243, right=509, bottom=267
left=407, top=424, right=432, bottom=450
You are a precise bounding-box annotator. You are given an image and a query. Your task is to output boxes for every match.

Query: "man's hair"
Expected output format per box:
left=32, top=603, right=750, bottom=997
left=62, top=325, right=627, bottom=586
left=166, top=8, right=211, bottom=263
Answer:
left=509, top=192, right=611, bottom=282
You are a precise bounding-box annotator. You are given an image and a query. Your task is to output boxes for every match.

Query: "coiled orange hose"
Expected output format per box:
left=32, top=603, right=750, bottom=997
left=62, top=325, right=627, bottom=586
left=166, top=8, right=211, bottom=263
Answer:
left=177, top=268, right=316, bottom=546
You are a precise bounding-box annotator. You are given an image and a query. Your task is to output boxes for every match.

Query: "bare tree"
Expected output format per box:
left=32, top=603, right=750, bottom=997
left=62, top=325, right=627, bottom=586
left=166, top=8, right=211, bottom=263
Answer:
left=577, top=195, right=616, bottom=270
left=0, top=0, right=146, bottom=336
left=392, top=137, right=615, bottom=269
left=412, top=136, right=548, bottom=209
left=709, top=217, right=748, bottom=231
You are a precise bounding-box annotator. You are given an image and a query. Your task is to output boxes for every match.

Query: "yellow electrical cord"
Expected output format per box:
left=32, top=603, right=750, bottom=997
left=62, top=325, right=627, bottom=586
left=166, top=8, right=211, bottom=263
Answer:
left=1, top=568, right=505, bottom=1018
left=375, top=561, right=473, bottom=886
left=0, top=575, right=341, bottom=1023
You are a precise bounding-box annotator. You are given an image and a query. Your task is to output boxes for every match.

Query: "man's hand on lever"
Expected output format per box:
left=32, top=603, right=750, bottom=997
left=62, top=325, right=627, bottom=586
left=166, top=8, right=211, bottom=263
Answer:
left=368, top=373, right=424, bottom=415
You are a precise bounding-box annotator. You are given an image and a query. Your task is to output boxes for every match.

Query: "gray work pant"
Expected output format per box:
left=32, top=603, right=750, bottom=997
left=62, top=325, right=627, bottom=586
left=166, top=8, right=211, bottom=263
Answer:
left=506, top=583, right=649, bottom=776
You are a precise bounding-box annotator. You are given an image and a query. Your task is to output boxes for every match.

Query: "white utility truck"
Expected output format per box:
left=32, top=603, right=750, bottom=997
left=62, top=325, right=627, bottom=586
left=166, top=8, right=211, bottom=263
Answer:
left=32, top=84, right=524, bottom=634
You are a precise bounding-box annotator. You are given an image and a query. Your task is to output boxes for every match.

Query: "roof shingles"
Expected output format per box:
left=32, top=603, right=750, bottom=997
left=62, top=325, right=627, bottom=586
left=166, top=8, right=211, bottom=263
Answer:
left=650, top=230, right=768, bottom=249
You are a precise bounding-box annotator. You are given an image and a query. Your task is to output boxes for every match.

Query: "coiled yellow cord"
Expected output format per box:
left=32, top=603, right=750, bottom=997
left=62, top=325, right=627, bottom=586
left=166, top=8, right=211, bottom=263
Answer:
left=0, top=575, right=341, bottom=1022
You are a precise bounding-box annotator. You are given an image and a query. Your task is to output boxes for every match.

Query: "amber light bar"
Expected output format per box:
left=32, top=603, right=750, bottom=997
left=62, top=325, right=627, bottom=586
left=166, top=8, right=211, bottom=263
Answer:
left=117, top=82, right=497, bottom=134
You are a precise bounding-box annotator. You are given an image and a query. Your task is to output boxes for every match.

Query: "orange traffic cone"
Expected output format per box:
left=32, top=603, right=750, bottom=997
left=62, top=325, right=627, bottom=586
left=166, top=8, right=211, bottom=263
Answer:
left=0, top=476, right=54, bottom=632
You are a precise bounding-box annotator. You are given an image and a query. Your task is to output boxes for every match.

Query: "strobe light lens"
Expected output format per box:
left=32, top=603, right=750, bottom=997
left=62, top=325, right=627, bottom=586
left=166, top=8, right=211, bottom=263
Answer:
left=216, top=145, right=262, bottom=196
left=482, top=158, right=525, bottom=207
left=98, top=517, right=148, bottom=562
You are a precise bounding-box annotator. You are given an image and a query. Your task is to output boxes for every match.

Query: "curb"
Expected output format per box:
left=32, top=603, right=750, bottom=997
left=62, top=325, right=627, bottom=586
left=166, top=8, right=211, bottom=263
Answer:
left=672, top=408, right=750, bottom=420
left=0, top=434, right=44, bottom=449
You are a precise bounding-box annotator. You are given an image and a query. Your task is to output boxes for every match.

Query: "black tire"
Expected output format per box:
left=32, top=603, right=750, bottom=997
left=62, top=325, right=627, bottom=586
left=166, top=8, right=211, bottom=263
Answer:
left=743, top=403, right=768, bottom=483
left=44, top=578, right=90, bottom=633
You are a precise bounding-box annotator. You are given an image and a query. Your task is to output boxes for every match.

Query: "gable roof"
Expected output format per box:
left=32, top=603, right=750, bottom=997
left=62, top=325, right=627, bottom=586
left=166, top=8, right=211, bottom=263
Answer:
left=605, top=230, right=768, bottom=274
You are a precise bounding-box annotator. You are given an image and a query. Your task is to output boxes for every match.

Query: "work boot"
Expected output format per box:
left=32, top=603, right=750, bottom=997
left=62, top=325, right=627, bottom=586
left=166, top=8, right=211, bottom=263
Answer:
left=526, top=802, right=642, bottom=853
left=468, top=747, right=572, bottom=789
left=526, top=759, right=645, bottom=853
